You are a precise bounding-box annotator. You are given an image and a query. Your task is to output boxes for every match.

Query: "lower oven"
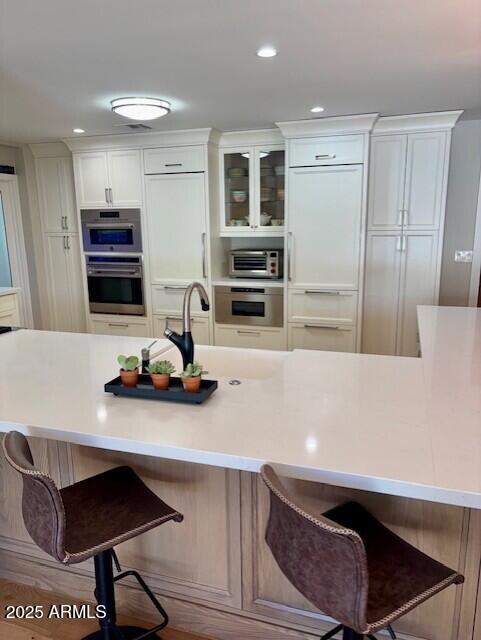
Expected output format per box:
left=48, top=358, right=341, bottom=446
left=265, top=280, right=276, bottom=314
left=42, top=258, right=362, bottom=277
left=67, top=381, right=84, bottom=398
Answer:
left=86, top=255, right=145, bottom=316
left=214, top=285, right=283, bottom=327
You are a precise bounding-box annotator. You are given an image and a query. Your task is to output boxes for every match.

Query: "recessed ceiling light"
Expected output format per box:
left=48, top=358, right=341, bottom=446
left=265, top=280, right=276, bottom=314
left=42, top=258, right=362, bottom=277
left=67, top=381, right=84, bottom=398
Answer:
left=310, top=106, right=324, bottom=113
left=73, top=128, right=85, bottom=133
left=256, top=46, right=277, bottom=58
left=111, top=97, right=171, bottom=121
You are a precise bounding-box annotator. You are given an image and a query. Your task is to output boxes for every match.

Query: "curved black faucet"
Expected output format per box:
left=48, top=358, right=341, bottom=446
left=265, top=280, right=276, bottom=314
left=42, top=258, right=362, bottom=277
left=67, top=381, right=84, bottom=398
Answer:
left=164, top=282, right=210, bottom=370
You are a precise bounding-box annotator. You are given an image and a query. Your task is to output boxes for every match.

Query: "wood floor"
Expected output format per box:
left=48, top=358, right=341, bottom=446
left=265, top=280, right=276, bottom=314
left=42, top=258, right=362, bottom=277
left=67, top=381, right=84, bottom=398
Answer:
left=0, top=579, right=211, bottom=640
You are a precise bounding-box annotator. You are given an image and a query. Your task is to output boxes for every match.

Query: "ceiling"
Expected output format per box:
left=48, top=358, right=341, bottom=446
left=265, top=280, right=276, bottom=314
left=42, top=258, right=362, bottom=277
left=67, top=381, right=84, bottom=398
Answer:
left=0, top=0, right=480, bottom=144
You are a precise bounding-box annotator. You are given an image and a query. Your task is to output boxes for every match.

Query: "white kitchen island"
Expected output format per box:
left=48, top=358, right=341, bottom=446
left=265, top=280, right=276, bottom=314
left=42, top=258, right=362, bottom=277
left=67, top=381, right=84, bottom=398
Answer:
left=0, top=306, right=480, bottom=640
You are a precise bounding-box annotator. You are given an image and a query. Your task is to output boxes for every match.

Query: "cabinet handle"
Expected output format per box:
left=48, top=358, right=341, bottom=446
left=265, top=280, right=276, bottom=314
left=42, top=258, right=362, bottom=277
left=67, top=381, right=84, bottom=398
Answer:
left=201, top=232, right=207, bottom=278
left=403, top=210, right=409, bottom=226
left=287, top=231, right=293, bottom=281
left=165, top=163, right=182, bottom=167
left=109, top=188, right=113, bottom=203
left=304, top=290, right=341, bottom=295
left=105, top=188, right=109, bottom=204
left=108, top=323, right=129, bottom=327
left=66, top=236, right=70, bottom=250
left=402, top=236, right=407, bottom=252
left=396, top=236, right=402, bottom=252
left=304, top=324, right=347, bottom=331
left=165, top=316, right=195, bottom=322
left=164, top=285, right=187, bottom=290
left=315, top=153, right=336, bottom=160
left=236, top=330, right=261, bottom=336
left=63, top=236, right=67, bottom=250
left=397, top=210, right=403, bottom=226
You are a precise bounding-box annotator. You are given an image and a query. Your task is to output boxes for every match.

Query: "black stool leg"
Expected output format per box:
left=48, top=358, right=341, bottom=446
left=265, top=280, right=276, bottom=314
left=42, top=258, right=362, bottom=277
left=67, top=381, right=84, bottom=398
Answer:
left=321, top=624, right=343, bottom=639
left=342, top=628, right=365, bottom=640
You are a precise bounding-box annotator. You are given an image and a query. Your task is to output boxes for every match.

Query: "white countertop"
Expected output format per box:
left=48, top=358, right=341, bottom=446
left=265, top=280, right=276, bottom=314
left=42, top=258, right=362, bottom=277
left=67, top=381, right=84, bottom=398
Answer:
left=0, top=306, right=480, bottom=508
left=0, top=287, right=19, bottom=297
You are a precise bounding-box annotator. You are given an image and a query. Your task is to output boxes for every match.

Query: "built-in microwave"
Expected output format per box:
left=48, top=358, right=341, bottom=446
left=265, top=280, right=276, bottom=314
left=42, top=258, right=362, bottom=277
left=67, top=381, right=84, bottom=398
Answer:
left=81, top=209, right=142, bottom=253
left=215, top=285, right=283, bottom=327
left=229, top=249, right=283, bottom=279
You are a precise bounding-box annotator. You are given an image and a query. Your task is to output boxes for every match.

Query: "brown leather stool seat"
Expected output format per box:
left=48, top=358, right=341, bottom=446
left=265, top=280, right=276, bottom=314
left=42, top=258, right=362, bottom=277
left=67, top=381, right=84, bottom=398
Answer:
left=2, top=431, right=183, bottom=640
left=261, top=465, right=464, bottom=640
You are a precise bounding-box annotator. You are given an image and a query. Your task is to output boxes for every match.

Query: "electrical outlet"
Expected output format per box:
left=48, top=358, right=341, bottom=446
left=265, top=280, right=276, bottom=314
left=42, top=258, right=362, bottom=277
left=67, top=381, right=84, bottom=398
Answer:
left=454, top=250, right=473, bottom=263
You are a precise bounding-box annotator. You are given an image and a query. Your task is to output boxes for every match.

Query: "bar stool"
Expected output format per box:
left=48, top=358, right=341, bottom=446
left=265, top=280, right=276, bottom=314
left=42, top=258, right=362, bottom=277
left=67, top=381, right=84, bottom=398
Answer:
left=260, top=465, right=464, bottom=640
left=2, top=431, right=183, bottom=640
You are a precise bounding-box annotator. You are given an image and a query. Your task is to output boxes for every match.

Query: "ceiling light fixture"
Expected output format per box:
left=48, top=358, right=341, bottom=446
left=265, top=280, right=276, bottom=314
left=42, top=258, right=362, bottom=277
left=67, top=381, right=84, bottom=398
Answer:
left=256, top=46, right=277, bottom=58
left=241, top=151, right=269, bottom=159
left=310, top=106, right=324, bottom=113
left=73, top=128, right=85, bottom=133
left=111, top=97, right=171, bottom=121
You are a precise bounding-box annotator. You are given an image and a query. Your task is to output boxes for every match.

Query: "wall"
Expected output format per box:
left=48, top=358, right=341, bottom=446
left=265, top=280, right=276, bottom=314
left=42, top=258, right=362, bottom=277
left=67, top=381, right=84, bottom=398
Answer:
left=439, top=119, right=481, bottom=305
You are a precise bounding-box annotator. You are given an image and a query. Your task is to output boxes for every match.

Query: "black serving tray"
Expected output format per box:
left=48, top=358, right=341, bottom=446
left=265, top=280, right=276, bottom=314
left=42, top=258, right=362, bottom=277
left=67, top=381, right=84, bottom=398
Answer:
left=104, top=374, right=217, bottom=405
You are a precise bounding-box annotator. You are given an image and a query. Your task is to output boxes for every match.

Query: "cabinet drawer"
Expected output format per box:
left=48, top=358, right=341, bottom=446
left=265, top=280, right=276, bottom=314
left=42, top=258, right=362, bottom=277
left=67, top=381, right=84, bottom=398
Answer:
left=153, top=314, right=210, bottom=345
left=144, top=146, right=205, bottom=174
left=288, top=322, right=356, bottom=352
left=0, top=310, right=19, bottom=326
left=90, top=317, right=150, bottom=337
left=289, top=135, right=364, bottom=167
left=0, top=294, right=17, bottom=315
left=288, top=289, right=357, bottom=324
left=214, top=324, right=286, bottom=351
left=151, top=284, right=207, bottom=314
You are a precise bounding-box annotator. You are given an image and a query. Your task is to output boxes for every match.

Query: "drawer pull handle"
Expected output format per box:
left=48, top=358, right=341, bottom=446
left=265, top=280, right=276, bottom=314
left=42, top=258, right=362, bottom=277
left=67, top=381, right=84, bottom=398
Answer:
left=108, top=323, right=129, bottom=327
left=304, top=324, right=349, bottom=331
left=165, top=163, right=183, bottom=167
left=164, top=285, right=188, bottom=290
left=304, top=290, right=341, bottom=295
left=237, top=330, right=261, bottom=336
left=315, top=154, right=336, bottom=160
left=165, top=316, right=195, bottom=322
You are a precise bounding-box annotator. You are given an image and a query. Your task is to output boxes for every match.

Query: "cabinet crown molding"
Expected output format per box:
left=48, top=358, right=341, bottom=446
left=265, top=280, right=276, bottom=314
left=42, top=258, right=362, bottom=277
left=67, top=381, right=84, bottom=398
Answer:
left=276, top=113, right=379, bottom=138
left=63, top=128, right=221, bottom=153
left=29, top=142, right=72, bottom=158
left=218, top=128, right=284, bottom=148
left=373, top=110, right=463, bottom=134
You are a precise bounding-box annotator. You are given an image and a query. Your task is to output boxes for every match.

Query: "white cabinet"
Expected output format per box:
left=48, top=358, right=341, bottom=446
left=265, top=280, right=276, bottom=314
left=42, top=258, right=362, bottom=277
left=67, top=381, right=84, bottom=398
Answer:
left=368, top=131, right=447, bottom=231
left=90, top=315, right=150, bottom=337
left=74, top=150, right=142, bottom=208
left=153, top=315, right=210, bottom=345
left=288, top=289, right=357, bottom=324
left=214, top=324, right=286, bottom=350
left=36, top=157, right=78, bottom=232
left=220, top=145, right=285, bottom=235
left=287, top=165, right=363, bottom=289
left=288, top=322, right=356, bottom=353
left=145, top=173, right=208, bottom=283
left=289, top=135, right=364, bottom=167
left=44, top=235, right=85, bottom=332
left=144, top=146, right=205, bottom=174
left=0, top=293, right=20, bottom=326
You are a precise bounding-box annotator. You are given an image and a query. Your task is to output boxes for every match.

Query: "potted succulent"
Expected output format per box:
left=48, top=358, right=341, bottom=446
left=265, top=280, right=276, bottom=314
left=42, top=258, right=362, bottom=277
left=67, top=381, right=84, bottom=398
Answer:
left=117, top=354, right=140, bottom=388
left=148, top=360, right=175, bottom=390
left=180, top=362, right=204, bottom=393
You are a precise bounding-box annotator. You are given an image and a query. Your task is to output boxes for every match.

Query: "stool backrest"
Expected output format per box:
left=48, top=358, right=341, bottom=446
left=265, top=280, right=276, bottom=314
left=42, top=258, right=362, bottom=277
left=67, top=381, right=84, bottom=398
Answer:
left=260, top=465, right=369, bottom=632
left=2, top=431, right=67, bottom=563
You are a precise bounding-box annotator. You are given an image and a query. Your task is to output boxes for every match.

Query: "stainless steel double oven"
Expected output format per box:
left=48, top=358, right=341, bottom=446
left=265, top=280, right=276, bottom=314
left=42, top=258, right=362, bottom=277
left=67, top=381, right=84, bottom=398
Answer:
left=81, top=209, right=145, bottom=316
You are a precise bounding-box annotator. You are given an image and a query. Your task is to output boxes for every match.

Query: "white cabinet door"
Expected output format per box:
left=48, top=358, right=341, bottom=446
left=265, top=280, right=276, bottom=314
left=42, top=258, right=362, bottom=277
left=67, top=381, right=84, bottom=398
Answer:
left=368, top=136, right=407, bottom=230
left=108, top=149, right=142, bottom=207
left=397, top=232, right=438, bottom=356
left=288, top=165, right=363, bottom=289
left=362, top=233, right=402, bottom=355
left=145, top=173, right=207, bottom=282
left=288, top=322, right=356, bottom=352
left=36, top=157, right=77, bottom=233
left=404, top=132, right=446, bottom=229
left=0, top=294, right=19, bottom=326
left=153, top=315, right=210, bottom=345
left=45, top=235, right=84, bottom=332
left=74, top=152, right=110, bottom=208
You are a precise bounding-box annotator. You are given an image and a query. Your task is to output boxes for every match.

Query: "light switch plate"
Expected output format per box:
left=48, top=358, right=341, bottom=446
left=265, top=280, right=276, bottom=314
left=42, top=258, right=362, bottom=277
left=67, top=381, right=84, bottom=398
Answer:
left=454, top=250, right=473, bottom=263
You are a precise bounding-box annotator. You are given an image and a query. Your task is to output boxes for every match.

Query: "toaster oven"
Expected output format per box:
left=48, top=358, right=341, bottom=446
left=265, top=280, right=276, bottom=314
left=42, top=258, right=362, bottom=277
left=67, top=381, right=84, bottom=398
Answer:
left=229, top=249, right=283, bottom=279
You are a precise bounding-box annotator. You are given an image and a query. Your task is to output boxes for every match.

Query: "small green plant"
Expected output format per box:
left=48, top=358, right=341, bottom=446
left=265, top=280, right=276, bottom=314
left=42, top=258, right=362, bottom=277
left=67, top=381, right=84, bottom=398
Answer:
left=148, top=360, right=176, bottom=375
left=117, top=354, right=139, bottom=371
left=180, top=362, right=203, bottom=378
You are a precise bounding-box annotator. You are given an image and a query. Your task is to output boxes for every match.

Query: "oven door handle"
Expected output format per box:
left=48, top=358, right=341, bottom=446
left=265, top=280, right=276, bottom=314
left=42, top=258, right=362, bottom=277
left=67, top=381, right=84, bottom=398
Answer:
left=89, top=269, right=140, bottom=276
left=86, top=223, right=135, bottom=229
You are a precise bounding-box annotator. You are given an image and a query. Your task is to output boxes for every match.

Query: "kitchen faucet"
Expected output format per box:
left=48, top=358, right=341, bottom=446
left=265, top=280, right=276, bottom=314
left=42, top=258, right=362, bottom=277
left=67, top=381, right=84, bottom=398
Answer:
left=163, top=282, right=210, bottom=369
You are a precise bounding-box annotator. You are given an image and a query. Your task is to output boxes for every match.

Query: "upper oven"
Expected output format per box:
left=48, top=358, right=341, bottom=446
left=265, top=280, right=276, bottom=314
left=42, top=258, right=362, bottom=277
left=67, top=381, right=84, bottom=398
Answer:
left=81, top=209, right=142, bottom=253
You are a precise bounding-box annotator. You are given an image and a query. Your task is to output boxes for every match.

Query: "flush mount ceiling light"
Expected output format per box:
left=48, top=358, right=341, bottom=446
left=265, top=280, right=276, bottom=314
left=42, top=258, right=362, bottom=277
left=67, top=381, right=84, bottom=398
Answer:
left=73, top=128, right=85, bottom=133
left=111, top=97, right=171, bottom=121
left=310, top=106, right=324, bottom=113
left=241, top=151, right=269, bottom=159
left=256, top=46, right=277, bottom=58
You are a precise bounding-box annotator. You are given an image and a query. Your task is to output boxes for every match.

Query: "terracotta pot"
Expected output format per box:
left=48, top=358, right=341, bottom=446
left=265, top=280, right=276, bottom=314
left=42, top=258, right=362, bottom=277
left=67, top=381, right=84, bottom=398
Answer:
left=182, top=376, right=201, bottom=393
left=150, top=373, right=170, bottom=390
left=120, top=368, right=139, bottom=388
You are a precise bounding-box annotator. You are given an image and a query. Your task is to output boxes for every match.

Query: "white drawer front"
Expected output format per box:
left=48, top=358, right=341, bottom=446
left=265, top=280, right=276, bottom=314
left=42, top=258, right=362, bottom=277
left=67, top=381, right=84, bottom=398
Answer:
left=214, top=324, right=286, bottom=351
left=153, top=314, right=210, bottom=345
left=290, top=135, right=364, bottom=167
left=151, top=284, right=207, bottom=314
left=288, top=290, right=357, bottom=324
left=288, top=322, right=356, bottom=352
left=144, top=146, right=205, bottom=174
left=90, top=318, right=150, bottom=337
left=0, top=294, right=17, bottom=314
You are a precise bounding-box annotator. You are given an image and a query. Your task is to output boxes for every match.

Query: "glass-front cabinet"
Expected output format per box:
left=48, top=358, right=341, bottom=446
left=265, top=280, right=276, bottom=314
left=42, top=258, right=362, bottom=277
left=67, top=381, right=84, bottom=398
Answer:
left=220, top=145, right=285, bottom=235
